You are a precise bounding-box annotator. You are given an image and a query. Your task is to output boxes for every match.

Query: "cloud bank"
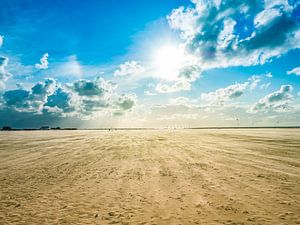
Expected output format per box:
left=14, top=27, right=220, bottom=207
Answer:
left=1, top=77, right=136, bottom=119
left=168, top=0, right=300, bottom=69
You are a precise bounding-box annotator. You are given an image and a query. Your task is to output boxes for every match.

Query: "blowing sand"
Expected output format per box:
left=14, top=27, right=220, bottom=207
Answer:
left=0, top=129, right=299, bottom=225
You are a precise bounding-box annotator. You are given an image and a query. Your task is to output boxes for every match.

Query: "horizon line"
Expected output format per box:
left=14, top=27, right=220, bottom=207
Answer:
left=2, top=126, right=300, bottom=131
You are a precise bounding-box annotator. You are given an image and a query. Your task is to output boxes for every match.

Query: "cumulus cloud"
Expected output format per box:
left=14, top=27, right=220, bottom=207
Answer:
left=29, top=78, right=58, bottom=111
left=31, top=79, right=57, bottom=96
left=201, top=83, right=247, bottom=105
left=44, top=88, right=77, bottom=114
left=71, top=78, right=113, bottom=96
left=0, top=56, right=12, bottom=89
left=114, top=93, right=137, bottom=114
left=155, top=63, right=201, bottom=93
left=3, top=89, right=30, bottom=110
left=2, top=77, right=136, bottom=119
left=168, top=0, right=300, bottom=69
left=250, top=85, right=294, bottom=113
left=35, top=53, right=49, bottom=69
left=66, top=78, right=117, bottom=117
left=52, top=77, right=135, bottom=118
left=177, top=64, right=201, bottom=82
left=3, top=78, right=57, bottom=113
left=156, top=80, right=191, bottom=93
left=167, top=5, right=199, bottom=39
left=287, top=67, right=300, bottom=76
left=201, top=76, right=261, bottom=105
left=114, top=61, right=144, bottom=77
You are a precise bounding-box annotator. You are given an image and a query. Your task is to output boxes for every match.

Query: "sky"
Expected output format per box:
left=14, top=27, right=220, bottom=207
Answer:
left=0, top=0, right=300, bottom=128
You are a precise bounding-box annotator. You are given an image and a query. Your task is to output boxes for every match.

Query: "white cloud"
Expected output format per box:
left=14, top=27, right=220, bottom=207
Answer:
left=153, top=63, right=201, bottom=93
left=0, top=57, right=12, bottom=90
left=201, top=76, right=261, bottom=105
left=70, top=78, right=113, bottom=97
left=115, top=93, right=137, bottom=112
left=254, top=8, right=282, bottom=27
left=266, top=72, right=273, bottom=78
left=3, top=78, right=57, bottom=113
left=287, top=67, right=300, bottom=76
left=218, top=18, right=237, bottom=49
left=264, top=0, right=293, bottom=12
left=167, top=6, right=199, bottom=39
left=260, top=82, right=271, bottom=90
left=201, top=82, right=248, bottom=105
left=156, top=113, right=199, bottom=121
left=0, top=35, right=3, bottom=48
left=2, top=76, right=137, bottom=119
left=156, top=80, right=191, bottom=93
left=144, top=90, right=156, bottom=96
left=167, top=0, right=299, bottom=70
left=249, top=75, right=261, bottom=90
left=114, top=61, right=144, bottom=77
left=35, top=53, right=49, bottom=69
left=169, top=96, right=198, bottom=107
left=250, top=85, right=294, bottom=113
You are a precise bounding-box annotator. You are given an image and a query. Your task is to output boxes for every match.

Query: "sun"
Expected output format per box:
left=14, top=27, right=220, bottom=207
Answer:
left=152, top=44, right=186, bottom=80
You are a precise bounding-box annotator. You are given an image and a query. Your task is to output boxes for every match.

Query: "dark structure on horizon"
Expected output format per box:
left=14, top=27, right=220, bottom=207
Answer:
left=1, top=126, right=12, bottom=131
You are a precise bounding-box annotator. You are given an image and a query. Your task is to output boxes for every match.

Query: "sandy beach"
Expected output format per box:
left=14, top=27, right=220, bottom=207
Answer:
left=0, top=129, right=299, bottom=225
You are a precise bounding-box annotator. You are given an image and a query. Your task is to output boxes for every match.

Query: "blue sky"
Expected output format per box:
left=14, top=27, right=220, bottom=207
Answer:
left=0, top=0, right=188, bottom=63
left=0, top=0, right=300, bottom=128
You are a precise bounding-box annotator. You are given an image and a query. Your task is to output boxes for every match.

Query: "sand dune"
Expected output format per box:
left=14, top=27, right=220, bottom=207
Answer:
left=0, top=129, right=299, bottom=224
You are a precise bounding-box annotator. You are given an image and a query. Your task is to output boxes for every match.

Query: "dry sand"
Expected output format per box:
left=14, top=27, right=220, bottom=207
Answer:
left=0, top=129, right=299, bottom=225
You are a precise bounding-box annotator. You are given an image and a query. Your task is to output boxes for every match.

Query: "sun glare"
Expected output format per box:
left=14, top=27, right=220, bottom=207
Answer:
left=153, top=45, right=186, bottom=80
